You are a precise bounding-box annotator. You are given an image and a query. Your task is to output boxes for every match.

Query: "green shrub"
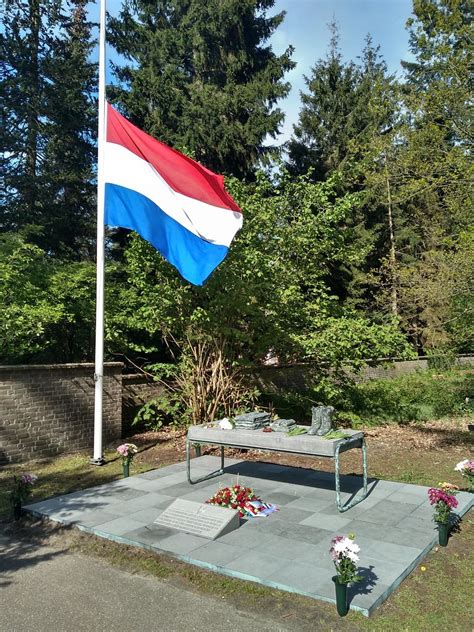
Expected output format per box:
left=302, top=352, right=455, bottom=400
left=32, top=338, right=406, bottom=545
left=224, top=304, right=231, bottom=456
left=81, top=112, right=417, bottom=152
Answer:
left=336, top=368, right=474, bottom=425
left=259, top=367, right=473, bottom=427
left=132, top=392, right=190, bottom=431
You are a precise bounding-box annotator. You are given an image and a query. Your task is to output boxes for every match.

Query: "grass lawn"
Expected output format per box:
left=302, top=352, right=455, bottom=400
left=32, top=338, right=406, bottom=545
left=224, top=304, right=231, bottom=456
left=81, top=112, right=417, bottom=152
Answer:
left=1, top=420, right=473, bottom=631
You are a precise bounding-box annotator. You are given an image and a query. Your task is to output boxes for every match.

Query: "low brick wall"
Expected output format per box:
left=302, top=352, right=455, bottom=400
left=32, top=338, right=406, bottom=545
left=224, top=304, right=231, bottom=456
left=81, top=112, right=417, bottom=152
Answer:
left=2, top=354, right=472, bottom=465
left=0, top=363, right=123, bottom=465
left=248, top=355, right=474, bottom=394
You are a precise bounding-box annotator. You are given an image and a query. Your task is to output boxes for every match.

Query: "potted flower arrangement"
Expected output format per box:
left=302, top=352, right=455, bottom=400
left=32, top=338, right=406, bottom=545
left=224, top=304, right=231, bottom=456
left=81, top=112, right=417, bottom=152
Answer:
left=329, top=534, right=361, bottom=617
left=116, top=443, right=138, bottom=477
left=428, top=482, right=459, bottom=546
left=454, top=459, right=474, bottom=492
left=11, top=473, right=38, bottom=520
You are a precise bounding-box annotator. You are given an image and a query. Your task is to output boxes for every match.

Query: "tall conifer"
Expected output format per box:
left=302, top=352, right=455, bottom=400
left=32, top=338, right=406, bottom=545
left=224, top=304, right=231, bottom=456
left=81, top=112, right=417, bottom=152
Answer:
left=108, top=0, right=294, bottom=178
left=1, top=0, right=96, bottom=258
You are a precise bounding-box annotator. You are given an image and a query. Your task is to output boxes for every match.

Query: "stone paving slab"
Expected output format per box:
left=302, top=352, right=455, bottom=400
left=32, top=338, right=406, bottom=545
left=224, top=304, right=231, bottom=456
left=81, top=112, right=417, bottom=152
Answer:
left=25, top=455, right=473, bottom=617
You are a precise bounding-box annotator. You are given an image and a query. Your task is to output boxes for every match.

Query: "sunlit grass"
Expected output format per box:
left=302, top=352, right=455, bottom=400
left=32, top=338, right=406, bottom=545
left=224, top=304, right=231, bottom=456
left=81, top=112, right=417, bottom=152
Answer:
left=0, top=449, right=154, bottom=521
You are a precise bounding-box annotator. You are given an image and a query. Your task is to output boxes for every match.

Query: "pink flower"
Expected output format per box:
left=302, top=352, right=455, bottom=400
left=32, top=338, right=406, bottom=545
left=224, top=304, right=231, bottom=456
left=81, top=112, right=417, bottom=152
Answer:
left=329, top=534, right=361, bottom=583
left=20, top=474, right=38, bottom=486
left=428, top=487, right=458, bottom=509
left=455, top=459, right=474, bottom=475
left=116, top=443, right=138, bottom=458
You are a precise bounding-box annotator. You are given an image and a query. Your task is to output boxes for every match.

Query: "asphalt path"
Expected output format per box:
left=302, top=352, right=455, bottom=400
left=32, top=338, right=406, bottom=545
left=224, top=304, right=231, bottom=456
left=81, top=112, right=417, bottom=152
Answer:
left=0, top=532, right=289, bottom=632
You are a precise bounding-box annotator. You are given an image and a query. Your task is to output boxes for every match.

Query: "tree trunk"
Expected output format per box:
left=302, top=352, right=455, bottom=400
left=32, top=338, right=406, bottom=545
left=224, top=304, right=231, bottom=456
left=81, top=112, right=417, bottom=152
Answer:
left=383, top=154, right=398, bottom=317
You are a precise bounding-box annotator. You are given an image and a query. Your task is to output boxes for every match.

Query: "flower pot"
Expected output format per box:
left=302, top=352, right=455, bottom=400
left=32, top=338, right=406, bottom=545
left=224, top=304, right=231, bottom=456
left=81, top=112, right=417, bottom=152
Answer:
left=437, top=522, right=449, bottom=547
left=13, top=502, right=22, bottom=521
left=332, top=576, right=349, bottom=617
left=122, top=462, right=130, bottom=478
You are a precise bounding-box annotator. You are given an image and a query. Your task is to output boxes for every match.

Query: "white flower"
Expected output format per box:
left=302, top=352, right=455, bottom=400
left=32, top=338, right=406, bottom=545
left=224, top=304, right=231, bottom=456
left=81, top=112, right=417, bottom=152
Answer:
left=218, top=418, right=233, bottom=430
left=346, top=550, right=360, bottom=563
left=455, top=459, right=469, bottom=472
left=333, top=537, right=360, bottom=557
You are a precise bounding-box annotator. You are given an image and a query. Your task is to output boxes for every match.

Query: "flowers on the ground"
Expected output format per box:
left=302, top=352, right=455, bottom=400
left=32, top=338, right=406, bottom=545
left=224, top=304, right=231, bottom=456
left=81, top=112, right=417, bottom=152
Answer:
left=428, top=482, right=459, bottom=524
left=207, top=484, right=258, bottom=518
left=116, top=443, right=138, bottom=463
left=11, top=473, right=38, bottom=505
left=330, top=534, right=361, bottom=584
left=454, top=459, right=474, bottom=491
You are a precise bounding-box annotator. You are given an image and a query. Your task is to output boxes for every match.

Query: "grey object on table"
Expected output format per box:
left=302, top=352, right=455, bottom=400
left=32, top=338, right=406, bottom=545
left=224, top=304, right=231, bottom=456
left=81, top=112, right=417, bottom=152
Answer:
left=269, top=418, right=296, bottom=432
left=234, top=411, right=271, bottom=430
left=308, top=406, right=335, bottom=436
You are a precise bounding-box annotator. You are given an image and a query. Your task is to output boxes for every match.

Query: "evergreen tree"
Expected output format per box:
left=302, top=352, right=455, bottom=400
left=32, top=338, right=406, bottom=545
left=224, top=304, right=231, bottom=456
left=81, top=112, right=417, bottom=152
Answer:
left=1, top=0, right=60, bottom=233
left=288, top=26, right=400, bottom=316
left=41, top=0, right=97, bottom=258
left=287, top=21, right=359, bottom=181
left=377, top=0, right=473, bottom=351
left=1, top=0, right=97, bottom=258
left=108, top=0, right=294, bottom=178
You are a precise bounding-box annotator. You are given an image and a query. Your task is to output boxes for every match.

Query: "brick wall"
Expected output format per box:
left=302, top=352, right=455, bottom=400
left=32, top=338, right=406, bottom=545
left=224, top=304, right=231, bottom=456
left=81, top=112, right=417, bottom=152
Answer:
left=2, top=355, right=472, bottom=465
left=0, top=363, right=123, bottom=465
left=248, top=355, right=474, bottom=394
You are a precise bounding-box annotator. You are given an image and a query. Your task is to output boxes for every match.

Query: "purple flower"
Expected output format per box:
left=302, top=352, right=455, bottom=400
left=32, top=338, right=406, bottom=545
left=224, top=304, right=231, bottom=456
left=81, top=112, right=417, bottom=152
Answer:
left=428, top=487, right=458, bottom=509
left=20, top=474, right=38, bottom=486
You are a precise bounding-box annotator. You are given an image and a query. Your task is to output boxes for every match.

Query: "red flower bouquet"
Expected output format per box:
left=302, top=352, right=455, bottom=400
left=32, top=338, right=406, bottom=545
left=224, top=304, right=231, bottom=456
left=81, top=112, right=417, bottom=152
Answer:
left=206, top=484, right=258, bottom=518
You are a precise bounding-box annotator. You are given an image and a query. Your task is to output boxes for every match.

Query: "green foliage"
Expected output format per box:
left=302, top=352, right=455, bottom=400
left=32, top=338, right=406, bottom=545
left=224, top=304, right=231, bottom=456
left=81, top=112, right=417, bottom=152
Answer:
left=132, top=393, right=187, bottom=431
left=1, top=0, right=97, bottom=257
left=2, top=0, right=471, bottom=372
left=262, top=367, right=473, bottom=428
left=0, top=233, right=96, bottom=363
left=107, top=170, right=411, bottom=374
left=287, top=24, right=393, bottom=185
left=108, top=0, right=295, bottom=178
left=336, top=368, right=474, bottom=425
left=287, top=4, right=473, bottom=357
left=385, top=0, right=474, bottom=351
left=0, top=234, right=65, bottom=361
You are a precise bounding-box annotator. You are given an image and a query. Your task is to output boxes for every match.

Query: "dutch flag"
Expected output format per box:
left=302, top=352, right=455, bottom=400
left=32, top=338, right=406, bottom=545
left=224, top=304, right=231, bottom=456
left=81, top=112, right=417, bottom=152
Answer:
left=104, top=103, right=243, bottom=286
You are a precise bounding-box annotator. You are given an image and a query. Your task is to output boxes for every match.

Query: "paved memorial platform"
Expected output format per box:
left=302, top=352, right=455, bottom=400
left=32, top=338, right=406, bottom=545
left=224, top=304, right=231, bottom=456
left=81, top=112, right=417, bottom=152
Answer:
left=25, top=455, right=473, bottom=616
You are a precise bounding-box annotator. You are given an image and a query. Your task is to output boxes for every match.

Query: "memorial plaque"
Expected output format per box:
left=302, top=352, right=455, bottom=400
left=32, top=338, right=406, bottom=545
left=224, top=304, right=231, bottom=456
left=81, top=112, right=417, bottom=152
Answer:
left=154, top=499, right=240, bottom=540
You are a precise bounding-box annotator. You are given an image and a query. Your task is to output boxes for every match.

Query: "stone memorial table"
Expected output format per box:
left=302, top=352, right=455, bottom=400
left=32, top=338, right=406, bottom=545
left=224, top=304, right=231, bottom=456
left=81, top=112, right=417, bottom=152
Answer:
left=186, top=425, right=368, bottom=513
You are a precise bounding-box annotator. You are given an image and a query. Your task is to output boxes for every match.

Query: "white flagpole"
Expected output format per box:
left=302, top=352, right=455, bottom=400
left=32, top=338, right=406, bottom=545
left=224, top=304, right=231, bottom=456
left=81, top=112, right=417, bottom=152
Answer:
left=91, top=0, right=107, bottom=465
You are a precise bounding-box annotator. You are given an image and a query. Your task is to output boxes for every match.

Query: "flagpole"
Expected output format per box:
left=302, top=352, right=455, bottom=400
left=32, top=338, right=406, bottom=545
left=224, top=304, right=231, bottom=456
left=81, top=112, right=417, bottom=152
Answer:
left=91, top=0, right=107, bottom=465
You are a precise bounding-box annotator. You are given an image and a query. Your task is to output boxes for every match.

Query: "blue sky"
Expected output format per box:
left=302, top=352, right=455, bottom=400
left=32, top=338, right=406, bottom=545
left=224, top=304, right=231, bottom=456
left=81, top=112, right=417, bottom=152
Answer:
left=92, top=0, right=414, bottom=143
left=271, top=0, right=414, bottom=140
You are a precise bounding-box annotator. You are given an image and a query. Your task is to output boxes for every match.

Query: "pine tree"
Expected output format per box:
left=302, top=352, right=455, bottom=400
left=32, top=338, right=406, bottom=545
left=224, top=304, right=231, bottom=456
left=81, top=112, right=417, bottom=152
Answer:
left=380, top=0, right=473, bottom=351
left=287, top=26, right=401, bottom=317
left=287, top=21, right=359, bottom=181
left=1, top=0, right=97, bottom=258
left=1, top=0, right=60, bottom=232
left=108, top=0, right=294, bottom=179
left=41, top=0, right=97, bottom=258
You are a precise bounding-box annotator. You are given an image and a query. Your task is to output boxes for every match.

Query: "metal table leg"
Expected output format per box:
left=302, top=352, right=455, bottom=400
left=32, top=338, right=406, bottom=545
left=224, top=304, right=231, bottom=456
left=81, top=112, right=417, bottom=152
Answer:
left=186, top=438, right=226, bottom=485
left=334, top=437, right=368, bottom=512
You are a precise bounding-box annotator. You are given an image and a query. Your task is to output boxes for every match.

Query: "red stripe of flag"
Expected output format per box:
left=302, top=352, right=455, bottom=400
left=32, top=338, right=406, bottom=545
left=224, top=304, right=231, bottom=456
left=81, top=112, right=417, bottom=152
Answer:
left=106, top=103, right=241, bottom=213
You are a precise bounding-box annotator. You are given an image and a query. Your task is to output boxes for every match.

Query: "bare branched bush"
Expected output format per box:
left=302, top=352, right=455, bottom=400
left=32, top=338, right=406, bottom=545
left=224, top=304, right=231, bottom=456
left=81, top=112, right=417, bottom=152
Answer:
left=176, top=335, right=258, bottom=425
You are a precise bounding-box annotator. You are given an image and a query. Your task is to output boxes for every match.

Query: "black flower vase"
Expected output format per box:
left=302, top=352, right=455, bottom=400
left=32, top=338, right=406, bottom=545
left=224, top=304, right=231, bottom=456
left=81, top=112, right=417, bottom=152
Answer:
left=123, top=461, right=130, bottom=478
left=332, top=576, right=349, bottom=617
left=13, top=501, right=22, bottom=521
left=437, top=522, right=449, bottom=547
